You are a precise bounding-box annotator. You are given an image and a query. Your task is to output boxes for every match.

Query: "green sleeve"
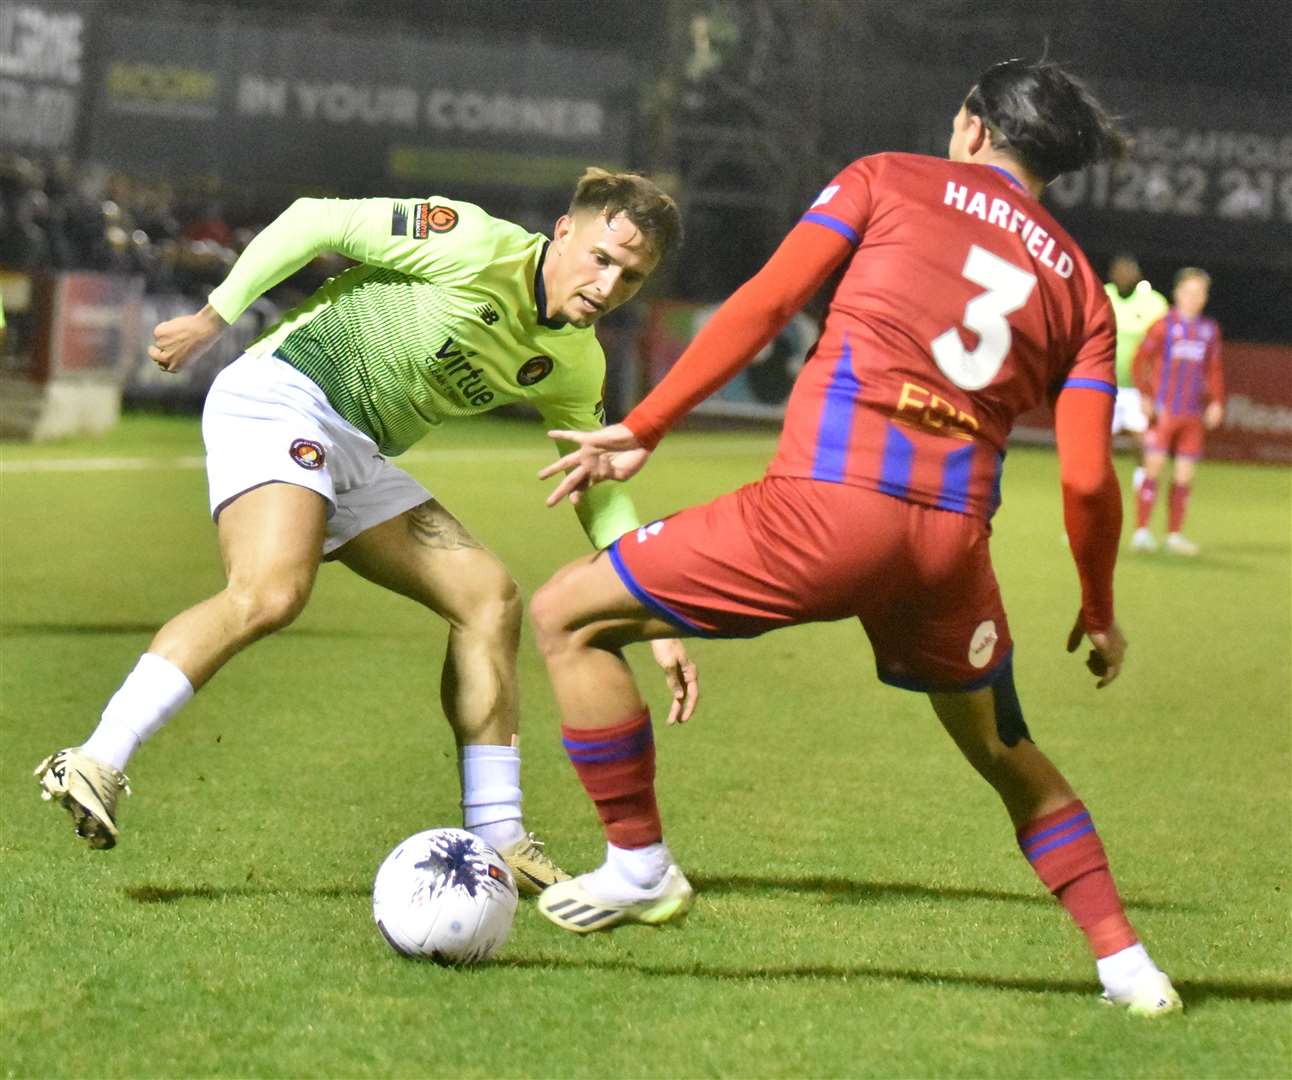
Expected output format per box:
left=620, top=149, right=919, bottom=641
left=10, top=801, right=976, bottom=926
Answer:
left=207, top=196, right=488, bottom=323
left=568, top=458, right=643, bottom=549
left=540, top=390, right=642, bottom=550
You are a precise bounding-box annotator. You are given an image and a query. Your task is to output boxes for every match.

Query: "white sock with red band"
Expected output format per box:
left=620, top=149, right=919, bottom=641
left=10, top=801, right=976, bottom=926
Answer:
left=82, top=653, right=194, bottom=771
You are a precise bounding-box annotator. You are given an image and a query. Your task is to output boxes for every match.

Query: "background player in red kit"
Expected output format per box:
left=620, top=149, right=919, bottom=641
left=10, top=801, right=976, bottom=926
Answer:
left=1130, top=267, right=1225, bottom=556
left=530, top=60, right=1181, bottom=1017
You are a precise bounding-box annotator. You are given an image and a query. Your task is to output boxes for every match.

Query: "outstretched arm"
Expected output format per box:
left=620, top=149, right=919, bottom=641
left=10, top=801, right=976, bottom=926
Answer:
left=539, top=219, right=856, bottom=506
left=623, top=220, right=854, bottom=449
left=151, top=198, right=397, bottom=373
left=1055, top=384, right=1125, bottom=687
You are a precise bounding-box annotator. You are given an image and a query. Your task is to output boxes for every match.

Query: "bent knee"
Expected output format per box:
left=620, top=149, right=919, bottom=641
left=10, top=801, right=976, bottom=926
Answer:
left=226, top=580, right=312, bottom=637
left=453, top=567, right=522, bottom=639
left=529, top=577, right=578, bottom=656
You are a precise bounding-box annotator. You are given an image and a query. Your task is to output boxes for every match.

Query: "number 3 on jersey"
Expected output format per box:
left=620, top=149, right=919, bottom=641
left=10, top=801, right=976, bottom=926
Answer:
left=931, top=245, right=1037, bottom=390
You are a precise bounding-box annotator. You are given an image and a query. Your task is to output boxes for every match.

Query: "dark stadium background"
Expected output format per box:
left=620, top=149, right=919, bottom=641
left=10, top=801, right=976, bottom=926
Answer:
left=1, top=0, right=1288, bottom=429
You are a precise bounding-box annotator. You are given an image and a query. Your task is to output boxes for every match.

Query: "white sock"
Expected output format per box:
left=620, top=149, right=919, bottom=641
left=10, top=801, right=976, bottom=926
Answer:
left=459, top=744, right=525, bottom=850
left=81, top=653, right=194, bottom=772
left=1097, top=942, right=1157, bottom=998
left=586, top=841, right=672, bottom=898
left=1132, top=466, right=1145, bottom=492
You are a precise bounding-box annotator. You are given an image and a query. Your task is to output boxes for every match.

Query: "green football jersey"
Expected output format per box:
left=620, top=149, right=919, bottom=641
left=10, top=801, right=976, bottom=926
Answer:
left=207, top=196, right=640, bottom=548
left=1104, top=280, right=1169, bottom=387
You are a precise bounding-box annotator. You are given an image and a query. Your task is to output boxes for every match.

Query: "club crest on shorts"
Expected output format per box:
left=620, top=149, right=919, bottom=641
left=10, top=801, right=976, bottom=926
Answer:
left=968, top=619, right=998, bottom=668
left=289, top=438, right=325, bottom=470
left=414, top=203, right=458, bottom=237
left=517, top=355, right=554, bottom=386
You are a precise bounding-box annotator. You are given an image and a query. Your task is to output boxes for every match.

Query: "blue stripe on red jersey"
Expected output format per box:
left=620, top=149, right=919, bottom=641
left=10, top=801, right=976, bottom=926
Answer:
left=989, top=450, right=1005, bottom=518
left=811, top=336, right=862, bottom=483
left=801, top=211, right=860, bottom=246
left=1170, top=332, right=1189, bottom=414
left=1185, top=361, right=1202, bottom=415
left=1158, top=315, right=1177, bottom=408
left=877, top=423, right=914, bottom=499
left=937, top=443, right=976, bottom=513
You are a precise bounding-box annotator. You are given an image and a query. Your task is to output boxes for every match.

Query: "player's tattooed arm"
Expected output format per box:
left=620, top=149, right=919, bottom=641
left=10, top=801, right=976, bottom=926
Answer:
left=407, top=500, right=483, bottom=551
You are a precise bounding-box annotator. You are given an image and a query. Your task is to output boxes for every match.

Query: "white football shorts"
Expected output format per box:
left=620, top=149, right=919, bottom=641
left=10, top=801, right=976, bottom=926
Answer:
left=1111, top=386, right=1148, bottom=435
left=202, top=350, right=432, bottom=554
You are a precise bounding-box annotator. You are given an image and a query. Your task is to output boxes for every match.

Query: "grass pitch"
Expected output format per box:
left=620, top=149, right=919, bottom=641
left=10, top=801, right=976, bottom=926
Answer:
left=2, top=414, right=1289, bottom=1078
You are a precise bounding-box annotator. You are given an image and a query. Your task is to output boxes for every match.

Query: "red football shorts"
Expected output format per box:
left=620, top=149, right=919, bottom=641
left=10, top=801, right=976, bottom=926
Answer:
left=609, top=476, right=1012, bottom=692
left=1144, top=412, right=1205, bottom=459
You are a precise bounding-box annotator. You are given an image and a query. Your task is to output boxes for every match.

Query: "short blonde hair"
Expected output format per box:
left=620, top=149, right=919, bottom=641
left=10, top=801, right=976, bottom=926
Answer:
left=570, top=167, right=682, bottom=258
left=1174, top=266, right=1211, bottom=288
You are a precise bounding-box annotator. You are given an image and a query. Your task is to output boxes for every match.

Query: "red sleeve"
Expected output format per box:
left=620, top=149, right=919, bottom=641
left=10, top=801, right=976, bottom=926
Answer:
left=1055, top=387, right=1121, bottom=633
left=623, top=163, right=873, bottom=449
left=1052, top=285, right=1117, bottom=405
left=1133, top=317, right=1165, bottom=399
left=1206, top=325, right=1225, bottom=404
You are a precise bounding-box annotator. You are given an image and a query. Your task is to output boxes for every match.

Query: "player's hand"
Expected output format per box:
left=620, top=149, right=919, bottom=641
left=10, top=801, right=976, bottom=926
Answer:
left=1203, top=401, right=1224, bottom=431
left=539, top=424, right=651, bottom=507
left=650, top=638, right=699, bottom=725
left=149, top=305, right=227, bottom=373
left=1066, top=612, right=1126, bottom=689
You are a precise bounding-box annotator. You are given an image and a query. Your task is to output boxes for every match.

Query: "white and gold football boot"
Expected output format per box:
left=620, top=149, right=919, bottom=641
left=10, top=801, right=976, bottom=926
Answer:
left=34, top=747, right=131, bottom=849
left=497, top=832, right=571, bottom=896
left=538, top=864, right=693, bottom=933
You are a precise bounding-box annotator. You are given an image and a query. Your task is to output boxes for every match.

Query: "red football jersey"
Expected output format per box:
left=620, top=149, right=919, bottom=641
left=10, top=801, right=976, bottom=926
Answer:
left=1133, top=311, right=1224, bottom=420
left=765, top=153, right=1116, bottom=520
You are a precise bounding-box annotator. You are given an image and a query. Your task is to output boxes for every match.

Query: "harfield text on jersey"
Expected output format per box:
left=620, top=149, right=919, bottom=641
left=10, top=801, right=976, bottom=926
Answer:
left=943, top=182, right=1074, bottom=279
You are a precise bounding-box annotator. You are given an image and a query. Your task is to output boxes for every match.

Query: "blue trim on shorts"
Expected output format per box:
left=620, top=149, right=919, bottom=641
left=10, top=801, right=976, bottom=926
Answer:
left=877, top=645, right=1014, bottom=694
left=608, top=539, right=713, bottom=638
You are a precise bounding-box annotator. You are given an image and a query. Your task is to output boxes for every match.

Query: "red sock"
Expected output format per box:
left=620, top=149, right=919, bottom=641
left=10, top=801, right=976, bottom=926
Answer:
left=1135, top=478, right=1158, bottom=529
left=1018, top=800, right=1138, bottom=958
left=1168, top=483, right=1191, bottom=533
left=561, top=709, right=661, bottom=849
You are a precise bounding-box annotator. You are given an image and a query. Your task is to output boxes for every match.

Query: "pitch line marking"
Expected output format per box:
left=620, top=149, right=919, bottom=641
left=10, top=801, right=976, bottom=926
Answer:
left=0, top=440, right=777, bottom=475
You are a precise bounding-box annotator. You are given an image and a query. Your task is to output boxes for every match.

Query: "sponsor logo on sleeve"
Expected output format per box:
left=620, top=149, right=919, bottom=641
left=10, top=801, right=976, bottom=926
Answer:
left=516, top=355, right=554, bottom=386
left=391, top=202, right=408, bottom=236
left=414, top=203, right=459, bottom=238
left=289, top=438, right=326, bottom=470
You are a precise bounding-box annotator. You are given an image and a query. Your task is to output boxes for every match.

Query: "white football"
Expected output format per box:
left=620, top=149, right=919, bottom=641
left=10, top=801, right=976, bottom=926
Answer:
left=372, top=828, right=518, bottom=964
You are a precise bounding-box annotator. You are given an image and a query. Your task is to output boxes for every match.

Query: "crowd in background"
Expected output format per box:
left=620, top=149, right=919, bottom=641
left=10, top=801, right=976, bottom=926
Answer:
left=0, top=153, right=342, bottom=307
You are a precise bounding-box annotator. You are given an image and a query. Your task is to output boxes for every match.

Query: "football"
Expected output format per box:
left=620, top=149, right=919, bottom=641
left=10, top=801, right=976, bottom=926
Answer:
left=372, top=828, right=519, bottom=964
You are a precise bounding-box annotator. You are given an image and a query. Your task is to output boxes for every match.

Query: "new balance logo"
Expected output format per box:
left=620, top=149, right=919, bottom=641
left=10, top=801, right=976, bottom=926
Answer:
left=477, top=304, right=500, bottom=325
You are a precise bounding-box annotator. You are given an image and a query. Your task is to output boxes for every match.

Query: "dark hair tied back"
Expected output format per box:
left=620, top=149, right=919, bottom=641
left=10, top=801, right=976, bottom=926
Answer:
left=965, top=59, right=1126, bottom=183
